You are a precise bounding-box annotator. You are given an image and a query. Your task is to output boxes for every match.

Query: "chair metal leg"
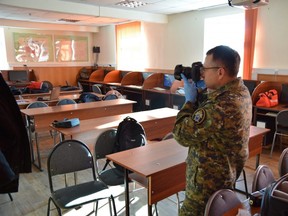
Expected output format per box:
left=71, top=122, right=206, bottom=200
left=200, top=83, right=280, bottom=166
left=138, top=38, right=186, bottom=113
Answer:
left=8, top=193, right=13, bottom=201
left=34, top=132, right=43, bottom=171
left=270, top=132, right=277, bottom=157
left=242, top=169, right=249, bottom=198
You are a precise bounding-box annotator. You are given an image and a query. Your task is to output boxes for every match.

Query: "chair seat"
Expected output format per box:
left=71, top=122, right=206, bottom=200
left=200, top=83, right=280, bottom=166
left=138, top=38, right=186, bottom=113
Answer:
left=52, top=181, right=110, bottom=209
left=99, top=168, right=125, bottom=186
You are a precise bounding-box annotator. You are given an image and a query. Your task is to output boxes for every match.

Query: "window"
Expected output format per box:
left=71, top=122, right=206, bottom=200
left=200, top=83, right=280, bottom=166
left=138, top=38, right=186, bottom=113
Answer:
left=204, top=13, right=245, bottom=77
left=116, top=22, right=144, bottom=71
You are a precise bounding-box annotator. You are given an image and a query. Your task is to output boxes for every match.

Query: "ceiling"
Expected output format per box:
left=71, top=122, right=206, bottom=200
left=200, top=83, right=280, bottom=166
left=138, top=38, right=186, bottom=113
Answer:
left=0, top=0, right=228, bottom=27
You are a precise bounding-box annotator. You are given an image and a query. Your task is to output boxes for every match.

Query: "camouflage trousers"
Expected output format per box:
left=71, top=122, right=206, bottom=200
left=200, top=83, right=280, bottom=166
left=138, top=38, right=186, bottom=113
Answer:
left=179, top=165, right=234, bottom=216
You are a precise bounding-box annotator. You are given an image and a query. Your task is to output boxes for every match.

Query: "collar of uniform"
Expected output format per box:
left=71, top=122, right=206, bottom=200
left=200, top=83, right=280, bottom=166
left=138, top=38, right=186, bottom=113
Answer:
left=207, top=77, right=241, bottom=100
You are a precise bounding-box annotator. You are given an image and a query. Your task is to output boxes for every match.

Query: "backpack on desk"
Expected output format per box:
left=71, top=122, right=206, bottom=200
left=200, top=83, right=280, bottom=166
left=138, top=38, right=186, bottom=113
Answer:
left=113, top=116, right=146, bottom=172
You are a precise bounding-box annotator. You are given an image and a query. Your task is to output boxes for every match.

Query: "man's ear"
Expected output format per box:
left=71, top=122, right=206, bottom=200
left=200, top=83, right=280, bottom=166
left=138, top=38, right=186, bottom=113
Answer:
left=218, top=67, right=225, bottom=79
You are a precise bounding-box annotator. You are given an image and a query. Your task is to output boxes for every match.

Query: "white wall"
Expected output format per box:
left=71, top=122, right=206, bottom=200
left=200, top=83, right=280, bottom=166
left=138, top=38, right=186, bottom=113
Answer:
left=94, top=25, right=116, bottom=67
left=254, top=0, right=288, bottom=69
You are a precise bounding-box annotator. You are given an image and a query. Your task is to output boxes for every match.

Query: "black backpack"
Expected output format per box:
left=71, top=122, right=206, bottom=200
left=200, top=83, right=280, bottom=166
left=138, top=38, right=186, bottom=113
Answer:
left=113, top=116, right=146, bottom=172
left=115, top=116, right=146, bottom=151
left=261, top=173, right=288, bottom=216
left=79, top=92, right=100, bottom=103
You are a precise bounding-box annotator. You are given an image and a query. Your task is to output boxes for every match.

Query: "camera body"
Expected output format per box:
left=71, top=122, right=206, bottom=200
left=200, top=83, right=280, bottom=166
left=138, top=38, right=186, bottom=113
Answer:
left=174, top=61, right=203, bottom=82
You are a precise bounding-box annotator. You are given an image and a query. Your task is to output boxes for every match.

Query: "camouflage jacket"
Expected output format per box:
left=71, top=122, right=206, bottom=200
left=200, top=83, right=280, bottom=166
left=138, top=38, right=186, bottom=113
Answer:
left=173, top=78, right=252, bottom=183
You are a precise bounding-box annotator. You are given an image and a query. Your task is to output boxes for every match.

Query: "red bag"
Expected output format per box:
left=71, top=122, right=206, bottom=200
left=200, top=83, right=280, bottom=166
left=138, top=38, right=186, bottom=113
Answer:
left=256, top=89, right=278, bottom=107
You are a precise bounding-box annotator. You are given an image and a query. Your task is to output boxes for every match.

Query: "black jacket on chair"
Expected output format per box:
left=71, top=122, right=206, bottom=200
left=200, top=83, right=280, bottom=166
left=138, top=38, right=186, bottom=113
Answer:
left=0, top=73, right=31, bottom=193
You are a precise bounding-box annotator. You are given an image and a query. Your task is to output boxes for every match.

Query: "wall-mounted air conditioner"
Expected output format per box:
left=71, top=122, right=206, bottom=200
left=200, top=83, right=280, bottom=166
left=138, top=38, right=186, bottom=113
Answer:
left=228, top=0, right=269, bottom=9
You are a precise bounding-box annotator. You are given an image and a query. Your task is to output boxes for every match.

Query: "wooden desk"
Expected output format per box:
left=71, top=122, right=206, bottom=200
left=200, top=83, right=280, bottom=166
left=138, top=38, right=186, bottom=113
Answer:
left=16, top=93, right=95, bottom=109
left=107, top=125, right=269, bottom=216
left=252, top=104, right=286, bottom=145
left=21, top=99, right=135, bottom=170
left=19, top=89, right=82, bottom=98
left=51, top=107, right=179, bottom=147
left=249, top=125, right=270, bottom=168
left=252, top=104, right=288, bottom=125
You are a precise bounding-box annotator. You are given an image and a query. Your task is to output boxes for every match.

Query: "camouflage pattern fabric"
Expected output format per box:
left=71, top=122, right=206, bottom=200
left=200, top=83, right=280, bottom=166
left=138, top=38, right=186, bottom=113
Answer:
left=173, top=78, right=252, bottom=216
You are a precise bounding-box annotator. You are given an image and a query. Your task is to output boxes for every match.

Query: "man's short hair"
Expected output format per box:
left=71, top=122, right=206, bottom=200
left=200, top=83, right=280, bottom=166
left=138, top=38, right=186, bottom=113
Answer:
left=206, top=45, right=240, bottom=77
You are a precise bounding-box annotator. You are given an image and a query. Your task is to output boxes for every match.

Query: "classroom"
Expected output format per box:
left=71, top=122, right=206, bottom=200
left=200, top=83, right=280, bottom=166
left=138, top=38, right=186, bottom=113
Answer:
left=1, top=0, right=288, bottom=215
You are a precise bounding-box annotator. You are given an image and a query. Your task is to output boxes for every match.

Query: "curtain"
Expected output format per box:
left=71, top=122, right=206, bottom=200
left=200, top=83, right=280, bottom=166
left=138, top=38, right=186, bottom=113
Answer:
left=116, top=21, right=142, bottom=70
left=243, top=9, right=258, bottom=79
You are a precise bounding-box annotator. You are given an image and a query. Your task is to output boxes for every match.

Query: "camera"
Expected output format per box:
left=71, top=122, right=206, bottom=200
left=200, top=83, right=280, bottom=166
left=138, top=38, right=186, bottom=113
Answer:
left=174, top=61, right=203, bottom=82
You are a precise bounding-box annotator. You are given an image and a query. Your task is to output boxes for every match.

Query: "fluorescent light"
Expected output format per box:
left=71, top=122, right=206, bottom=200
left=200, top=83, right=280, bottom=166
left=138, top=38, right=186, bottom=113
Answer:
left=115, top=0, right=148, bottom=8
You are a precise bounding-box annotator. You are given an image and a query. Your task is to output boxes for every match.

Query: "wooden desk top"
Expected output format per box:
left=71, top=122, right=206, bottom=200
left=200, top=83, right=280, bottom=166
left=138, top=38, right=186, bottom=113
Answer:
left=253, top=103, right=288, bottom=112
left=107, top=125, right=269, bottom=177
left=20, top=89, right=82, bottom=98
left=249, top=125, right=270, bottom=137
left=21, top=99, right=136, bottom=116
left=107, top=138, right=187, bottom=177
left=51, top=107, right=179, bottom=137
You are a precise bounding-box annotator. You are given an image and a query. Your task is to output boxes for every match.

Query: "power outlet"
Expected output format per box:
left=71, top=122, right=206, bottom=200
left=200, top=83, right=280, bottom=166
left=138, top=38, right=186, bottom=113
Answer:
left=145, top=99, right=150, bottom=106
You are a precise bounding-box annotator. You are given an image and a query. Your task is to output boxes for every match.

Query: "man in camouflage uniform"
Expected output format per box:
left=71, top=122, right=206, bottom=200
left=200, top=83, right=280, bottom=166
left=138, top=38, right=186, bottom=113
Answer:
left=173, top=45, right=252, bottom=216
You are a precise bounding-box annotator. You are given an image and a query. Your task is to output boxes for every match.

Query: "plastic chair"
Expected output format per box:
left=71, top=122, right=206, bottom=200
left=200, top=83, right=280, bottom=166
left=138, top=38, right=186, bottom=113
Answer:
left=251, top=165, right=276, bottom=193
left=56, top=98, right=76, bottom=106
left=279, top=147, right=288, bottom=177
left=47, top=139, right=116, bottom=216
left=204, top=189, right=242, bottom=216
left=270, top=110, right=288, bottom=157
left=92, top=84, right=102, bottom=94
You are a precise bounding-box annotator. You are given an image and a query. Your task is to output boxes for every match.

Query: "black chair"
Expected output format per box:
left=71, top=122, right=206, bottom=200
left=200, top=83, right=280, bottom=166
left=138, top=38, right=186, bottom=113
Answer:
left=279, top=147, right=288, bottom=177
left=271, top=110, right=288, bottom=157
left=42, top=80, right=53, bottom=91
left=56, top=98, right=76, bottom=106
left=204, top=189, right=242, bottom=216
left=92, top=84, right=102, bottom=94
left=94, top=129, right=125, bottom=187
left=47, top=139, right=116, bottom=216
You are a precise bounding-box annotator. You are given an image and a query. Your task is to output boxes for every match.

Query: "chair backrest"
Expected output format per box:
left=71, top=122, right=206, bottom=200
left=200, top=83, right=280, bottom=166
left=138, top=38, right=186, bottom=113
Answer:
left=251, top=81, right=282, bottom=105
left=92, top=84, right=102, bottom=94
left=103, top=94, right=118, bottom=100
left=252, top=165, right=276, bottom=192
left=94, top=129, right=117, bottom=161
left=276, top=110, right=288, bottom=129
left=279, top=147, right=288, bottom=177
left=204, top=189, right=242, bottom=216
left=26, top=101, right=48, bottom=109
left=42, top=80, right=53, bottom=91
left=56, top=98, right=77, bottom=106
left=162, top=132, right=174, bottom=140
left=47, top=139, right=96, bottom=192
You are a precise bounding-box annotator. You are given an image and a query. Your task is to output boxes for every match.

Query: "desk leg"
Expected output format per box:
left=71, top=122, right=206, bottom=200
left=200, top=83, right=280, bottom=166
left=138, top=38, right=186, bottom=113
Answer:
left=148, top=204, right=153, bottom=216
left=124, top=168, right=130, bottom=216
left=256, top=154, right=260, bottom=169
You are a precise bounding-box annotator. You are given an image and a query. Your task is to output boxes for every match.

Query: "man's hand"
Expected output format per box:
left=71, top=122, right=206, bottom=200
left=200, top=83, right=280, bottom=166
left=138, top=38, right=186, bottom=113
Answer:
left=181, top=74, right=197, bottom=103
